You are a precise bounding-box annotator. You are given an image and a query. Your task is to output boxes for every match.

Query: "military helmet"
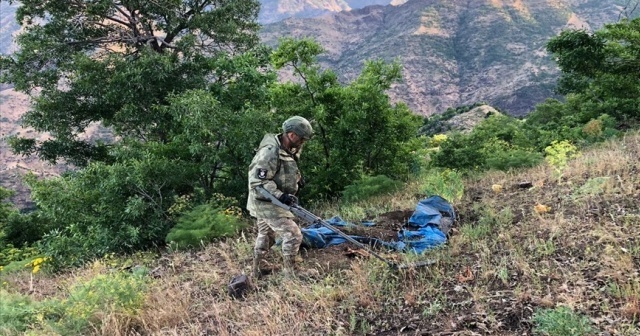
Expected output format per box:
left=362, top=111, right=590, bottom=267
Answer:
left=282, top=116, right=314, bottom=140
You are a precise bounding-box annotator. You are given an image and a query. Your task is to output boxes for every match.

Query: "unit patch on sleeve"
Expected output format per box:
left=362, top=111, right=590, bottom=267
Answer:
left=257, top=168, right=268, bottom=179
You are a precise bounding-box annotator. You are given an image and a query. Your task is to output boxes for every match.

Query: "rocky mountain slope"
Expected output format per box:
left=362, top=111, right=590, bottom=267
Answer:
left=0, top=2, right=19, bottom=55
left=261, top=0, right=633, bottom=116
left=258, top=0, right=399, bottom=24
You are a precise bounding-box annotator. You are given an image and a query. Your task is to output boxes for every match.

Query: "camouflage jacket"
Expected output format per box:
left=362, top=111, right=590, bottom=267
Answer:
left=247, top=134, right=302, bottom=219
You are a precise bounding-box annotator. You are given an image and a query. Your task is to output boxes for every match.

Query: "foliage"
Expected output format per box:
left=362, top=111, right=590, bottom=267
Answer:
left=341, top=175, right=404, bottom=204
left=0, top=0, right=279, bottom=267
left=571, top=177, right=611, bottom=200
left=547, top=18, right=640, bottom=124
left=430, top=132, right=485, bottom=171
left=0, top=289, right=39, bottom=335
left=0, top=0, right=262, bottom=165
left=26, top=150, right=200, bottom=268
left=269, top=38, right=422, bottom=199
left=428, top=134, right=448, bottom=148
left=484, top=148, right=543, bottom=171
left=522, top=98, right=621, bottom=151
left=421, top=169, right=465, bottom=203
left=160, top=87, right=277, bottom=199
left=25, top=256, right=50, bottom=274
left=0, top=244, right=40, bottom=267
left=166, top=196, right=246, bottom=249
left=0, top=186, right=14, bottom=225
left=2, top=211, right=51, bottom=248
left=0, top=268, right=148, bottom=335
left=533, top=306, right=595, bottom=336
left=39, top=271, right=148, bottom=334
left=431, top=114, right=542, bottom=172
left=0, top=188, right=47, bottom=262
left=545, top=140, right=580, bottom=172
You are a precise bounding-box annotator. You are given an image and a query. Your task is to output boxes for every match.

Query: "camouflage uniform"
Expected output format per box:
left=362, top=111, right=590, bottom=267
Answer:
left=247, top=133, right=303, bottom=257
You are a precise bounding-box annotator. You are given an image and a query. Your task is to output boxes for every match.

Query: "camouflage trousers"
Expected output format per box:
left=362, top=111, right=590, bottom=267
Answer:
left=254, top=217, right=302, bottom=257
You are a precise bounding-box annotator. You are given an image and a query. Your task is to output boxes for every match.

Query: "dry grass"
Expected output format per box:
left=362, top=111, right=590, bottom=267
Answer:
left=2, top=132, right=640, bottom=335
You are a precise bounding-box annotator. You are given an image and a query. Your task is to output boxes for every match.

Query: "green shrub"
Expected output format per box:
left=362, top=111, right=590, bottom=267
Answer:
left=0, top=244, right=40, bottom=268
left=484, top=148, right=543, bottom=171
left=0, top=187, right=15, bottom=220
left=0, top=290, right=39, bottom=335
left=341, top=175, right=404, bottom=204
left=26, top=151, right=200, bottom=268
left=533, top=306, right=594, bottom=336
left=430, top=132, right=485, bottom=171
left=1, top=270, right=149, bottom=335
left=40, top=271, right=148, bottom=334
left=166, top=202, right=247, bottom=249
left=431, top=114, right=543, bottom=173
left=545, top=140, right=580, bottom=172
left=421, top=169, right=464, bottom=203
left=580, top=114, right=620, bottom=144
left=2, top=212, right=51, bottom=247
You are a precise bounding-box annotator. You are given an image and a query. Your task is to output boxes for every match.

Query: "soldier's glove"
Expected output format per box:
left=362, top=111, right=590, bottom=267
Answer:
left=278, top=193, right=298, bottom=206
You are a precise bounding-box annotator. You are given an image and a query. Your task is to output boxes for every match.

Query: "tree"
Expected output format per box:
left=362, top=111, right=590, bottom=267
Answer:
left=0, top=0, right=279, bottom=266
left=269, top=38, right=422, bottom=199
left=0, top=187, right=15, bottom=229
left=547, top=18, right=640, bottom=123
left=0, top=0, right=263, bottom=165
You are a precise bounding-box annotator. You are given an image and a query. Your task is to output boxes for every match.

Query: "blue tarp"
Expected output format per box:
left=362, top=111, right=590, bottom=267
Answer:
left=300, top=196, right=455, bottom=254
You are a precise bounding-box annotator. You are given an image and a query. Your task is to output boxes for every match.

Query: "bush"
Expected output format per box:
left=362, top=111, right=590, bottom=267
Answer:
left=166, top=201, right=246, bottom=249
left=1, top=269, right=148, bottom=335
left=430, top=114, right=543, bottom=172
left=430, top=132, right=485, bottom=171
left=421, top=169, right=464, bottom=203
left=2, top=212, right=51, bottom=247
left=533, top=306, right=594, bottom=336
left=26, top=150, right=200, bottom=268
left=580, top=114, right=620, bottom=144
left=0, top=187, right=15, bottom=223
left=0, top=244, right=40, bottom=266
left=39, top=271, right=148, bottom=334
left=341, top=175, right=404, bottom=204
left=0, top=290, right=39, bottom=334
left=484, top=148, right=543, bottom=171
left=545, top=140, right=580, bottom=172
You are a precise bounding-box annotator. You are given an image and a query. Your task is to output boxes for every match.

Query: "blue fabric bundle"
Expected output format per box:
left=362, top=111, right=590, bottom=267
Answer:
left=300, top=196, right=454, bottom=254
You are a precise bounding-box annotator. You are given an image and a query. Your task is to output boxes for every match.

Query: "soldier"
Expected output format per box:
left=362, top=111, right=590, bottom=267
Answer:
left=247, top=116, right=314, bottom=279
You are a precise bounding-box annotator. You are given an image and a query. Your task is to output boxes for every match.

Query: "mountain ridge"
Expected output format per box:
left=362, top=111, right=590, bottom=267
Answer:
left=261, top=0, right=631, bottom=116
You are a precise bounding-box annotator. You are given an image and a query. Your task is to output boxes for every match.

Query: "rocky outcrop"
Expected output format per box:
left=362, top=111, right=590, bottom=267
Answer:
left=447, top=105, right=501, bottom=133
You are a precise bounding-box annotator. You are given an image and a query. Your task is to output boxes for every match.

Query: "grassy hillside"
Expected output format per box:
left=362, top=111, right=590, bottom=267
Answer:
left=2, top=131, right=639, bottom=335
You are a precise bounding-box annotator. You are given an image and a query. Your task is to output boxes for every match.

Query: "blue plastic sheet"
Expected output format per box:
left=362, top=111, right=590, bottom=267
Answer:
left=300, top=196, right=454, bottom=254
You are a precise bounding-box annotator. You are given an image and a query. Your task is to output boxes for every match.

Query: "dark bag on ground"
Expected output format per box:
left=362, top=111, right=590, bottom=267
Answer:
left=227, top=274, right=250, bottom=298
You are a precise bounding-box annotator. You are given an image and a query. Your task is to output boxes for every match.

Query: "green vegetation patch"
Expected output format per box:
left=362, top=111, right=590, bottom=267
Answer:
left=341, top=175, right=404, bottom=204
left=166, top=200, right=247, bottom=249
left=533, top=306, right=595, bottom=336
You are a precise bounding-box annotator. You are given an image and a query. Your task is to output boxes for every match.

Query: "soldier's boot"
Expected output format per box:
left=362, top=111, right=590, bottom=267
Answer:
left=283, top=255, right=319, bottom=280
left=282, top=255, right=297, bottom=279
left=252, top=253, right=264, bottom=279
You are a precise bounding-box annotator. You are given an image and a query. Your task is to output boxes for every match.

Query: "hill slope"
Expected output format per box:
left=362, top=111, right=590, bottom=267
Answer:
left=261, top=0, right=631, bottom=116
left=2, top=132, right=639, bottom=334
